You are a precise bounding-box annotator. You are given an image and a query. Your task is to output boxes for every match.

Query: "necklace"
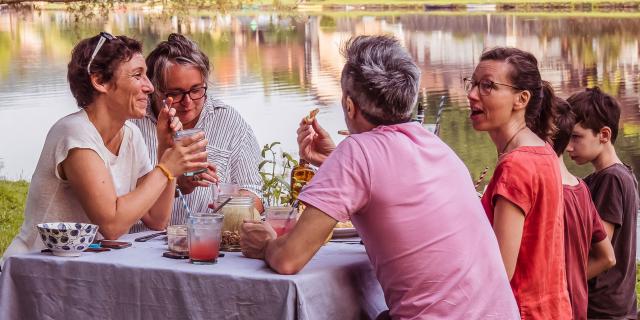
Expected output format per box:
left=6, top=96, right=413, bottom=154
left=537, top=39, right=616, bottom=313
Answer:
left=499, top=126, right=527, bottom=156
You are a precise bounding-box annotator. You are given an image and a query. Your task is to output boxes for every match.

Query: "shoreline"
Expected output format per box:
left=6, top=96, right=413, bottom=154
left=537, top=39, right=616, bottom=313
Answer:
left=2, top=1, right=640, bottom=14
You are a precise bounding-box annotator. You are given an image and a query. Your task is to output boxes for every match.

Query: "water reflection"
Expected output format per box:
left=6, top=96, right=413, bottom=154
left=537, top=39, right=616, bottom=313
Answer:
left=0, top=8, right=638, bottom=184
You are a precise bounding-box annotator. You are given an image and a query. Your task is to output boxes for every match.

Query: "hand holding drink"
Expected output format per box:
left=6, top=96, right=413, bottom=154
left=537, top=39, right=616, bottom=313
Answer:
left=177, top=163, right=219, bottom=195
left=174, top=128, right=208, bottom=176
left=265, top=207, right=298, bottom=236
left=158, top=132, right=208, bottom=178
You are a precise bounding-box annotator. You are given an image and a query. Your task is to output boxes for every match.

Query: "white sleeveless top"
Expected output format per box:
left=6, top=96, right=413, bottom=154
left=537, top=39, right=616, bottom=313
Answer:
left=1, top=110, right=152, bottom=265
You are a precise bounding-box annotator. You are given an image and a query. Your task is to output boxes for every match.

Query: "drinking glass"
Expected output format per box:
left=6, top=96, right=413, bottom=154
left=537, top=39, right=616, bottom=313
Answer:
left=265, top=206, right=298, bottom=237
left=212, top=182, right=241, bottom=206
left=167, top=224, right=188, bottom=254
left=174, top=128, right=207, bottom=176
left=220, top=197, right=257, bottom=252
left=187, top=213, right=223, bottom=264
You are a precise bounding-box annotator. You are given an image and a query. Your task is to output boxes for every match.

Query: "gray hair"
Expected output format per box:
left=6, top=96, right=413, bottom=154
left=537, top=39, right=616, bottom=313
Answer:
left=146, top=33, right=210, bottom=101
left=340, top=35, right=420, bottom=125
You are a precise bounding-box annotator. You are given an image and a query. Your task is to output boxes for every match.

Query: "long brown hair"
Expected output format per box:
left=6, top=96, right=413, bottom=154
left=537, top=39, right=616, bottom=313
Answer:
left=481, top=47, right=558, bottom=142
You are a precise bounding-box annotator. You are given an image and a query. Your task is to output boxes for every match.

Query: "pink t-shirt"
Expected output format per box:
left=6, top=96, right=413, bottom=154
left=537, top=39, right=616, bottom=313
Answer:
left=298, top=122, right=519, bottom=319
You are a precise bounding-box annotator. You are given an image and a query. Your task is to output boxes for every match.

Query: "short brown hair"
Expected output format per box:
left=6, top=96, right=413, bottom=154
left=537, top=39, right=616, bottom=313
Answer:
left=550, top=97, right=575, bottom=156
left=67, top=34, right=142, bottom=108
left=567, top=86, right=621, bottom=143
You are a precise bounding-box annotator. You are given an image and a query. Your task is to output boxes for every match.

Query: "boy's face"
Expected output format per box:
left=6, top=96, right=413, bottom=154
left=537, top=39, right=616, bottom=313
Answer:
left=566, top=123, right=603, bottom=165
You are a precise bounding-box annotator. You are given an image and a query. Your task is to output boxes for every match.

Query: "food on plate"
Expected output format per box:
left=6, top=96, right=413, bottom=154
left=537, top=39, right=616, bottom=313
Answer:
left=335, top=220, right=353, bottom=229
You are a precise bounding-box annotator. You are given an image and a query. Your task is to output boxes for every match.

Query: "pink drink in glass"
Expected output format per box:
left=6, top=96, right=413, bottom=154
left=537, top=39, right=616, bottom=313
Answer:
left=268, top=218, right=297, bottom=237
left=187, top=213, right=223, bottom=264
left=265, top=207, right=298, bottom=237
left=189, top=237, right=220, bottom=262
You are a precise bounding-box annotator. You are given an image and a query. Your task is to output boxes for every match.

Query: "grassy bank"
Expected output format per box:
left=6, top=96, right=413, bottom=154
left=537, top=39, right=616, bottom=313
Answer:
left=0, top=180, right=27, bottom=255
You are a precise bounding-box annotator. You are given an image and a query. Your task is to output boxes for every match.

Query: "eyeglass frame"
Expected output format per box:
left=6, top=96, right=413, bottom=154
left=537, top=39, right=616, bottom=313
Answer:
left=86, top=32, right=116, bottom=75
left=163, top=85, right=208, bottom=104
left=463, top=77, right=524, bottom=96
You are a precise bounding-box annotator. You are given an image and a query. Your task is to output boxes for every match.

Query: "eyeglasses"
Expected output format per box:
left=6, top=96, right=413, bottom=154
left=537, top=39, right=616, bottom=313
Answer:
left=165, top=86, right=208, bottom=104
left=463, top=77, right=523, bottom=96
left=87, top=32, right=116, bottom=75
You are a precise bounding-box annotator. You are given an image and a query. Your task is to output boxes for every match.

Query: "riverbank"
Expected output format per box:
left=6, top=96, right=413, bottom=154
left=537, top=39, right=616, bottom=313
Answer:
left=4, top=0, right=640, bottom=14
left=298, top=0, right=640, bottom=13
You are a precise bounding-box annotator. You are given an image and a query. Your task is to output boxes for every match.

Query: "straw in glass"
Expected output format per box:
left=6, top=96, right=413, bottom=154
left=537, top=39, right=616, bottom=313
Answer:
left=474, top=166, right=489, bottom=190
left=285, top=200, right=300, bottom=226
left=175, top=187, right=192, bottom=216
left=433, top=96, right=446, bottom=136
left=212, top=197, right=233, bottom=213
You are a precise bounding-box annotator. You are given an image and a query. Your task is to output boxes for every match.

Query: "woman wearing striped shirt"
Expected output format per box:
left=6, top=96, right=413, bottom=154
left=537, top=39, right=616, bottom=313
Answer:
left=130, top=34, right=263, bottom=232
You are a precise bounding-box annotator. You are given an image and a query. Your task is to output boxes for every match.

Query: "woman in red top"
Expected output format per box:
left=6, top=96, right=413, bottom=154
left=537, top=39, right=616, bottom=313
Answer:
left=465, top=47, right=571, bottom=319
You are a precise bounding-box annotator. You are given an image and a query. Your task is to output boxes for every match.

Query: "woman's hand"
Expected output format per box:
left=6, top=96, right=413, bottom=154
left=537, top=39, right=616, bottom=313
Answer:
left=156, top=97, right=182, bottom=149
left=177, top=163, right=219, bottom=195
left=296, top=117, right=336, bottom=167
left=158, top=133, right=208, bottom=177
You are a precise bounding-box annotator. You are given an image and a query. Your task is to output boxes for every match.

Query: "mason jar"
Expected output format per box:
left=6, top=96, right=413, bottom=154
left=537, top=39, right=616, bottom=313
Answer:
left=220, top=197, right=258, bottom=252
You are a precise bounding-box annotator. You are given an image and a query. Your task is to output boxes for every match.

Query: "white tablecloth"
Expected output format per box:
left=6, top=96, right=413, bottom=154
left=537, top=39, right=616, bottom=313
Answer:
left=0, top=232, right=387, bottom=320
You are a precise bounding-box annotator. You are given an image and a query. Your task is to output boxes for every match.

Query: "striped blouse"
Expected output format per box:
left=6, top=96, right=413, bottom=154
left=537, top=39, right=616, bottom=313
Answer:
left=129, top=96, right=263, bottom=232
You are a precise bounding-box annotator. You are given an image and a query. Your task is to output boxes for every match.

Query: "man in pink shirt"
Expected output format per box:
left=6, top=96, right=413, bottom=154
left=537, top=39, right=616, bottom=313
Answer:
left=240, top=35, right=519, bottom=319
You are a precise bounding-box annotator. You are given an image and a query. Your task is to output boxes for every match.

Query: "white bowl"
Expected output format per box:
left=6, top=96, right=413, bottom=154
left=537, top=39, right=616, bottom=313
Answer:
left=36, top=222, right=99, bottom=257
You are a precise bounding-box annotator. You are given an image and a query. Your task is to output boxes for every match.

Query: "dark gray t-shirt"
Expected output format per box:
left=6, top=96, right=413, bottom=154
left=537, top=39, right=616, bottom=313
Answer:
left=585, top=163, right=639, bottom=319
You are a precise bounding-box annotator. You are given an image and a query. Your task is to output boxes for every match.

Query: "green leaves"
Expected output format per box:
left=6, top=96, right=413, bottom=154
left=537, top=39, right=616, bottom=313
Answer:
left=259, top=141, right=296, bottom=207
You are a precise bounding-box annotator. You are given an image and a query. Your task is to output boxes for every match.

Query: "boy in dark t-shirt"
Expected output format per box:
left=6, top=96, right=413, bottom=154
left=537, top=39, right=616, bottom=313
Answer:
left=567, top=87, right=640, bottom=319
left=551, top=97, right=616, bottom=320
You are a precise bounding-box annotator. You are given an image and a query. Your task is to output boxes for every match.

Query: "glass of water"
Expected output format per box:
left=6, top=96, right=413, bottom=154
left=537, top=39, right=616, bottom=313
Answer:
left=174, top=128, right=207, bottom=176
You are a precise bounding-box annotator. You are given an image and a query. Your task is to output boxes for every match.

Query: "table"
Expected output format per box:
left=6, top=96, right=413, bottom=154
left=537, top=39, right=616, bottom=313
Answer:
left=0, top=232, right=387, bottom=320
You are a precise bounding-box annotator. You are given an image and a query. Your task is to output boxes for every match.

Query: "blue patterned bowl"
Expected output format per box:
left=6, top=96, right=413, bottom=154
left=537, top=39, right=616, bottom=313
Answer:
left=36, top=222, right=99, bottom=257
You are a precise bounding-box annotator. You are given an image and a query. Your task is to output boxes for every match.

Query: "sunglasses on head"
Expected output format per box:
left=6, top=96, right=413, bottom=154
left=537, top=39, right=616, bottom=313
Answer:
left=86, top=32, right=116, bottom=75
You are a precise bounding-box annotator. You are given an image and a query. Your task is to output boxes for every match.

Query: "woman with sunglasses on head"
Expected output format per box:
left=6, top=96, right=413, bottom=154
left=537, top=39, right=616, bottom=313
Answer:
left=1, top=33, right=207, bottom=264
left=465, top=47, right=571, bottom=319
left=129, top=33, right=264, bottom=232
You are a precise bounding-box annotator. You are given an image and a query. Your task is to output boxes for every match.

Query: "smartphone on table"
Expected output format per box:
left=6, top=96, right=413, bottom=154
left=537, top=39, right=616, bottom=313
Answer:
left=99, top=240, right=132, bottom=249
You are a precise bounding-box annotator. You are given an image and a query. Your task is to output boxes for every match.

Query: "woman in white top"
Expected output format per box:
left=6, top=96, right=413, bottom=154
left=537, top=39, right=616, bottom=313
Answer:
left=2, top=33, right=207, bottom=264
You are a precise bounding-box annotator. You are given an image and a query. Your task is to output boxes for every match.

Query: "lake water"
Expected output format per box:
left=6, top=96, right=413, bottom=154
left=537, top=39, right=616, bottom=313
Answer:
left=0, top=7, right=639, bottom=186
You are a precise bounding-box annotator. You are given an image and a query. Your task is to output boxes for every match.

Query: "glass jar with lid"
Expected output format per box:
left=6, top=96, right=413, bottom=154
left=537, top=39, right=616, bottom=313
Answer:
left=220, top=196, right=258, bottom=252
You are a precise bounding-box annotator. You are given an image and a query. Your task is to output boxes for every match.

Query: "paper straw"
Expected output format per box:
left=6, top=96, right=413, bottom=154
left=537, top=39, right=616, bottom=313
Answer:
left=175, top=187, right=192, bottom=216
left=433, top=96, right=446, bottom=136
left=212, top=197, right=233, bottom=213
left=285, top=200, right=300, bottom=226
left=474, top=166, right=489, bottom=190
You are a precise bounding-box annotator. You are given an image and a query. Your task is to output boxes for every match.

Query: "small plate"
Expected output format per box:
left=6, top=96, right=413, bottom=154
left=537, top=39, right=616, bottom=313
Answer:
left=332, top=227, right=358, bottom=238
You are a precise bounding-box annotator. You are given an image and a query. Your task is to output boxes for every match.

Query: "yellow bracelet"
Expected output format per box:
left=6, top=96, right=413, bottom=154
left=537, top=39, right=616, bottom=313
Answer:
left=156, top=164, right=174, bottom=181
